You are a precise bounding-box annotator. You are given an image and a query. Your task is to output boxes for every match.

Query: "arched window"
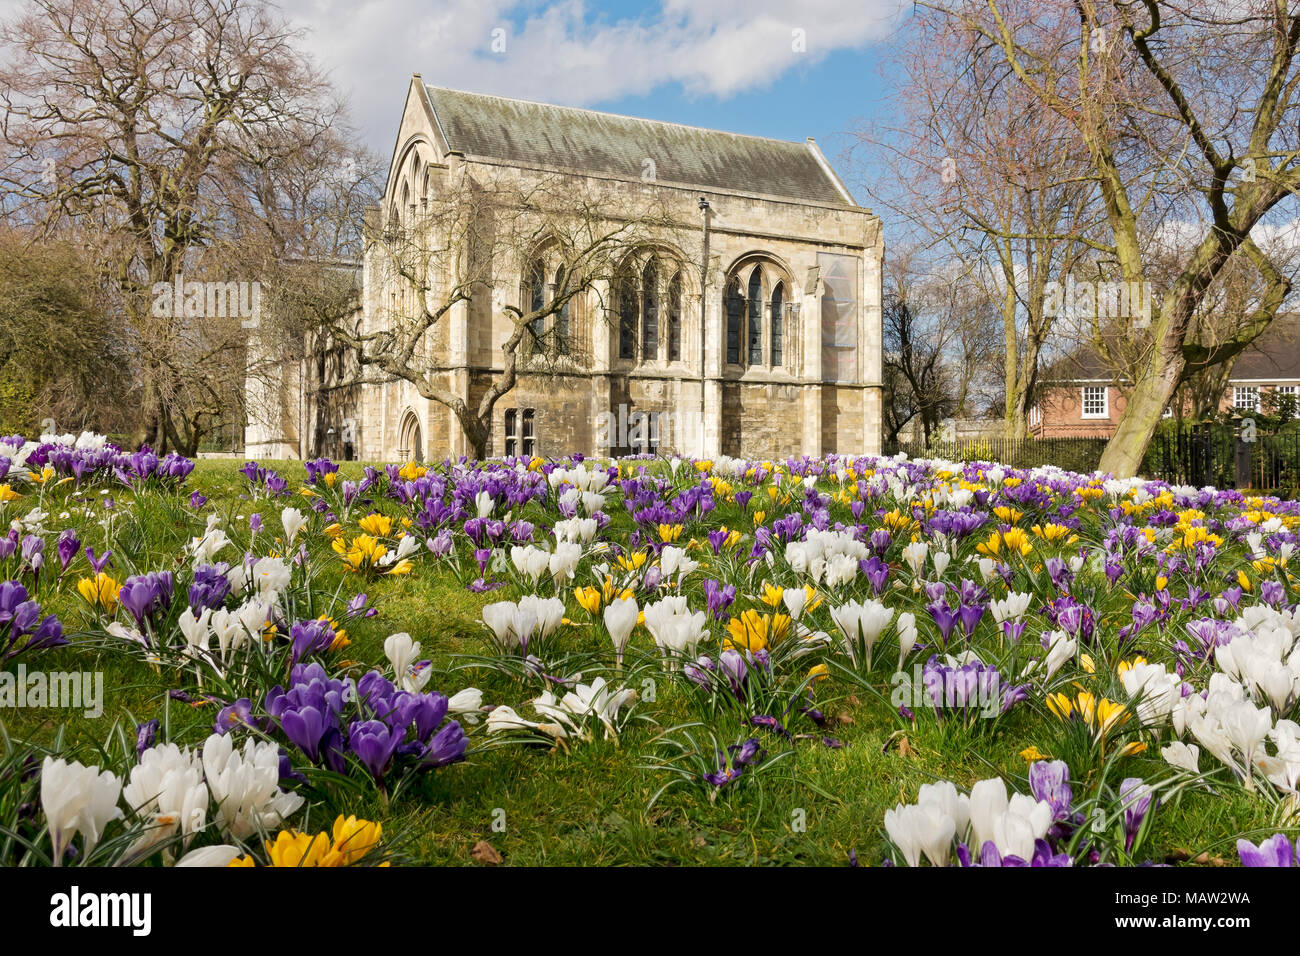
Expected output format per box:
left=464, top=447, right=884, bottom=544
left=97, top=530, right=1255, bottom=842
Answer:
left=504, top=408, right=517, bottom=457
left=641, top=259, right=659, bottom=360
left=725, top=279, right=744, bottom=366
left=525, top=259, right=546, bottom=340
left=770, top=282, right=784, bottom=367
left=522, top=409, right=535, bottom=456
left=667, top=272, right=682, bottom=361
left=617, top=272, right=637, bottom=360
left=747, top=269, right=763, bottom=366
left=554, top=265, right=570, bottom=354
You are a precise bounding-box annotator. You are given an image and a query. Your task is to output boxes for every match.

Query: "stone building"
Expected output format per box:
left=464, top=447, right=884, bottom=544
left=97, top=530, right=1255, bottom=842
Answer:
left=246, top=78, right=884, bottom=462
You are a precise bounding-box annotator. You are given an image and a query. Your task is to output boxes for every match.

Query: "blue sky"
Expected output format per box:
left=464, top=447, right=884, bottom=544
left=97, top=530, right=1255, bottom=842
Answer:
left=278, top=0, right=907, bottom=204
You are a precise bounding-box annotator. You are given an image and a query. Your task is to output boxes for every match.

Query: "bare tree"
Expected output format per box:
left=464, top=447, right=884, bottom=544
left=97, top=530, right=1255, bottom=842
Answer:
left=925, top=0, right=1300, bottom=476
left=294, top=167, right=677, bottom=459
left=850, top=10, right=1100, bottom=438
left=0, top=0, right=355, bottom=454
left=883, top=248, right=1001, bottom=444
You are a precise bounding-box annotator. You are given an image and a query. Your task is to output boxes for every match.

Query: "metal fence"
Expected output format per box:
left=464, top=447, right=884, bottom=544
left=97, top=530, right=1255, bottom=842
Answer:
left=881, top=427, right=1300, bottom=495
left=1144, top=425, right=1300, bottom=494
left=882, top=436, right=1110, bottom=474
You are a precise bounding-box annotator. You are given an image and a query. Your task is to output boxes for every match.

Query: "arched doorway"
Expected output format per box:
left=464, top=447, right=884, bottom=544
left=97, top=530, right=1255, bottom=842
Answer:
left=398, top=410, right=423, bottom=463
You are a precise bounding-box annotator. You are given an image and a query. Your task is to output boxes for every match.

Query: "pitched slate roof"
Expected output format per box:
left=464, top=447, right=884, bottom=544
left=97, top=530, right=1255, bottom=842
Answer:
left=424, top=86, right=854, bottom=206
left=1043, top=313, right=1300, bottom=384
left=1231, top=313, right=1300, bottom=380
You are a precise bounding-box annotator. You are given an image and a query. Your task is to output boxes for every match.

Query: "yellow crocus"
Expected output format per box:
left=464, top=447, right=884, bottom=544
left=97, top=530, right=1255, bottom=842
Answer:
left=357, top=513, right=393, bottom=538
left=329, top=815, right=383, bottom=865
left=574, top=586, right=602, bottom=615
left=658, top=523, right=683, bottom=543
left=760, top=582, right=784, bottom=607
left=266, top=830, right=333, bottom=868
left=77, top=572, right=119, bottom=612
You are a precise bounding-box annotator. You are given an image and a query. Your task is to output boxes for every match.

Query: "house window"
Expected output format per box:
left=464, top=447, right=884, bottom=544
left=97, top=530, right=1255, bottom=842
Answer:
left=554, top=266, right=570, bottom=354
left=628, top=411, right=661, bottom=455
left=1276, top=385, right=1297, bottom=401
left=1234, top=386, right=1259, bottom=412
left=641, top=259, right=659, bottom=360
left=770, top=282, right=784, bottom=367
left=667, top=273, right=682, bottom=361
left=525, top=259, right=546, bottom=341
left=725, top=279, right=744, bottom=365
left=617, top=273, right=637, bottom=360
left=522, top=409, right=535, bottom=457
left=504, top=409, right=517, bottom=457
left=747, top=269, right=763, bottom=366
left=1081, top=386, right=1108, bottom=418
left=503, top=408, right=536, bottom=458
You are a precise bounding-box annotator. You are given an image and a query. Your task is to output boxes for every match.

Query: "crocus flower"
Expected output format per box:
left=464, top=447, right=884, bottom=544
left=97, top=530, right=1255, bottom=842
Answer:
left=1119, top=778, right=1157, bottom=852
left=40, top=757, right=123, bottom=864
left=1237, top=833, right=1295, bottom=867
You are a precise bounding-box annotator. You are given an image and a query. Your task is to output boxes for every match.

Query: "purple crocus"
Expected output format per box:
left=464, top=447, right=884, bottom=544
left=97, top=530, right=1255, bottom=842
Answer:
left=188, top=564, right=232, bottom=612
left=56, top=529, right=80, bottom=574
left=926, top=600, right=960, bottom=644
left=419, top=721, right=469, bottom=768
left=215, top=698, right=262, bottom=735
left=348, top=719, right=402, bottom=781
left=85, top=547, right=113, bottom=574
left=135, top=719, right=159, bottom=759
left=1029, top=760, right=1073, bottom=821
left=1237, top=833, right=1295, bottom=867
left=1119, top=778, right=1157, bottom=852
left=289, top=618, right=337, bottom=666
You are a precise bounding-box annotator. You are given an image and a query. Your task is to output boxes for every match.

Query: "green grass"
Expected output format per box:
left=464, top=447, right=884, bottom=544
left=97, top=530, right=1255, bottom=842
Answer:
left=0, top=459, right=1285, bottom=866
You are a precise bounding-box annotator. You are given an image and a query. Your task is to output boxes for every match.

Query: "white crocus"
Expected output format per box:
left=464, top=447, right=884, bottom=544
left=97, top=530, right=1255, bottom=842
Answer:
left=385, top=632, right=422, bottom=688
left=201, top=734, right=303, bottom=840
left=280, top=507, right=306, bottom=548
left=603, top=595, right=639, bottom=667
left=967, top=777, right=1009, bottom=853
left=782, top=586, right=808, bottom=621
left=250, top=557, right=291, bottom=600
left=829, top=599, right=894, bottom=668
left=896, top=612, right=918, bottom=668
left=40, top=757, right=123, bottom=865
left=122, top=743, right=208, bottom=856
left=175, top=845, right=244, bottom=867
left=448, top=687, right=484, bottom=723
left=902, top=541, right=928, bottom=577
left=1161, top=741, right=1201, bottom=774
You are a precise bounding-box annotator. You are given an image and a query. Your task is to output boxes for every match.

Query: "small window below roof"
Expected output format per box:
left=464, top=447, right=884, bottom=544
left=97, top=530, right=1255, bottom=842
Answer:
left=1081, top=386, right=1108, bottom=419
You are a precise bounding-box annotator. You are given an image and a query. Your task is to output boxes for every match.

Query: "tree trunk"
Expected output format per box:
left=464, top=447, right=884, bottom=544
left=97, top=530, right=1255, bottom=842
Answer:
left=1098, top=358, right=1182, bottom=478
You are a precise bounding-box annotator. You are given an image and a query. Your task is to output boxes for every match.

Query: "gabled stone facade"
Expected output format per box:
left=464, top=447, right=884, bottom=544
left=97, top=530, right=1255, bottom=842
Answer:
left=247, top=78, right=884, bottom=462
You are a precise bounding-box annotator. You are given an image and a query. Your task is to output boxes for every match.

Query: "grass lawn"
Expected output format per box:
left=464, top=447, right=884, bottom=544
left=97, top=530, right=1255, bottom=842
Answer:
left=0, top=457, right=1288, bottom=866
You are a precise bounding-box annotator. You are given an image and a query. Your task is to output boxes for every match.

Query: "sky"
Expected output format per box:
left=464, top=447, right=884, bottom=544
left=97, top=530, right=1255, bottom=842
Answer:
left=275, top=0, right=910, bottom=203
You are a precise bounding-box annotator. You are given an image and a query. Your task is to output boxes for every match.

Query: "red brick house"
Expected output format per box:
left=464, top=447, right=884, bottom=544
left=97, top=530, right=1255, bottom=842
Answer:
left=1029, top=315, right=1300, bottom=438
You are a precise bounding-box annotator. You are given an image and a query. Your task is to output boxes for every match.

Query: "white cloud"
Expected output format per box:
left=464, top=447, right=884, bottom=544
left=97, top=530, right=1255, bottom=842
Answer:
left=278, top=0, right=905, bottom=148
